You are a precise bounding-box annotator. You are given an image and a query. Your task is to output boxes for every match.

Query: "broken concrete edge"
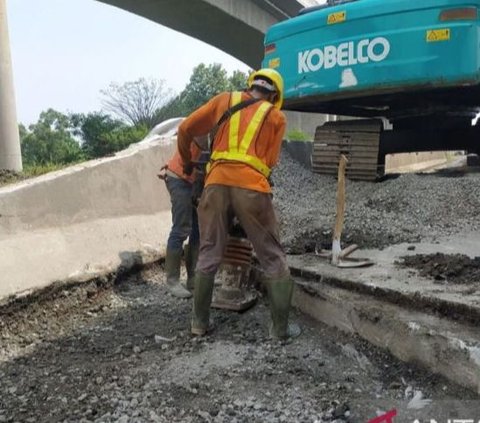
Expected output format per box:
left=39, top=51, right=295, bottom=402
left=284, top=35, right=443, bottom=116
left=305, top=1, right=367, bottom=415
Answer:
left=0, top=250, right=165, bottom=315
left=289, top=265, right=480, bottom=325
left=6, top=255, right=474, bottom=326
left=292, top=278, right=480, bottom=394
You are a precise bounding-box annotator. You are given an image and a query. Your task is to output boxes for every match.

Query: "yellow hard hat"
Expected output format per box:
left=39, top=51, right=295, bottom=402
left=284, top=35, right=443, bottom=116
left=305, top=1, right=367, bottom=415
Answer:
left=248, top=68, right=284, bottom=109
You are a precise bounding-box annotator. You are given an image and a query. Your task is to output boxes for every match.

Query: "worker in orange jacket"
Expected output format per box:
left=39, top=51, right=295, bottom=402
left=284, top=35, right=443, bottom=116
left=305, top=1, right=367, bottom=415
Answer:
left=159, top=140, right=206, bottom=298
left=177, top=68, right=299, bottom=339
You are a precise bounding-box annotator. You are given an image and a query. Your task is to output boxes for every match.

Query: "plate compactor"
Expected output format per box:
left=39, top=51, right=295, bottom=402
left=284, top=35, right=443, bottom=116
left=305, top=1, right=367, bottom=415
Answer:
left=211, top=221, right=258, bottom=312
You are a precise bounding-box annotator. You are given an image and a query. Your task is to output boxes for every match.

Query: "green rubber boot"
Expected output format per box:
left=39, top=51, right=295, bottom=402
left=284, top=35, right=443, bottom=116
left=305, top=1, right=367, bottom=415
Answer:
left=191, top=272, right=215, bottom=336
left=265, top=276, right=301, bottom=339
left=184, top=244, right=199, bottom=291
left=165, top=248, right=192, bottom=299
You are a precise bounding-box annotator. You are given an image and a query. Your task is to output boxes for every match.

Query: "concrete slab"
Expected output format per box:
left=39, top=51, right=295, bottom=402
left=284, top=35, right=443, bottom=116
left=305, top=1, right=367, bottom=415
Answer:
left=289, top=231, right=480, bottom=321
left=289, top=232, right=480, bottom=392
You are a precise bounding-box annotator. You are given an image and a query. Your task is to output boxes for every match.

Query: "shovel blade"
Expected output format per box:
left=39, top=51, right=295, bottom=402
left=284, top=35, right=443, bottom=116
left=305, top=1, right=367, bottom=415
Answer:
left=336, top=258, right=374, bottom=268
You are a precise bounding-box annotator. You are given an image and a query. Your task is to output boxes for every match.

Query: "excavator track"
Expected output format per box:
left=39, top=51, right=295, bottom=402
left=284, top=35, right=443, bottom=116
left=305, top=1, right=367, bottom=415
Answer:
left=312, top=119, right=383, bottom=181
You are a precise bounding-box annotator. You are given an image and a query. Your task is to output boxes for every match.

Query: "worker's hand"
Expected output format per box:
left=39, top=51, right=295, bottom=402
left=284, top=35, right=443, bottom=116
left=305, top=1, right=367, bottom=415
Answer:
left=157, top=165, right=167, bottom=180
left=183, top=162, right=194, bottom=176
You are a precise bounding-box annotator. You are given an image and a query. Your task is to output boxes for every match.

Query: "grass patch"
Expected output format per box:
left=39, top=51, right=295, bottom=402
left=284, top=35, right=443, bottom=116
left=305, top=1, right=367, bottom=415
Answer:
left=22, top=163, right=68, bottom=177
left=286, top=128, right=312, bottom=142
left=0, top=162, right=75, bottom=187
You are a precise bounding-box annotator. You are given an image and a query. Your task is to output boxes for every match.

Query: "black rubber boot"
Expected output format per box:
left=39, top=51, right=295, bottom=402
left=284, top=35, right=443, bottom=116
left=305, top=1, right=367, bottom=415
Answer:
left=191, top=272, right=215, bottom=336
left=165, top=248, right=192, bottom=298
left=265, top=276, right=301, bottom=339
left=184, top=244, right=199, bottom=291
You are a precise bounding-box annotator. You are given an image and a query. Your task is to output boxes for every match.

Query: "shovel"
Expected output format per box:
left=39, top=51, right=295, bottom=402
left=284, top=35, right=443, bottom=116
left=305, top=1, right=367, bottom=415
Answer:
left=316, top=154, right=374, bottom=268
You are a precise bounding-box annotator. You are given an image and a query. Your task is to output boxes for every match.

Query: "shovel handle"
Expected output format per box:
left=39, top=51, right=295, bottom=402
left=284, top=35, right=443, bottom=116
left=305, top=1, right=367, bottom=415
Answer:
left=332, top=154, right=348, bottom=265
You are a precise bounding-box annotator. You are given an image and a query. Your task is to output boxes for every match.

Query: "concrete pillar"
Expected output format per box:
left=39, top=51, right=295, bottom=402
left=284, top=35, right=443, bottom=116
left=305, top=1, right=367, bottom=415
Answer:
left=0, top=0, right=21, bottom=171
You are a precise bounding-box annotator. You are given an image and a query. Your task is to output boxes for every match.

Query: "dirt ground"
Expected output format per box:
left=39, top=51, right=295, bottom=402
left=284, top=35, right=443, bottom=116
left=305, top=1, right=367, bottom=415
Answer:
left=1, top=265, right=479, bottom=423
left=397, top=253, right=480, bottom=284
left=0, top=170, right=24, bottom=187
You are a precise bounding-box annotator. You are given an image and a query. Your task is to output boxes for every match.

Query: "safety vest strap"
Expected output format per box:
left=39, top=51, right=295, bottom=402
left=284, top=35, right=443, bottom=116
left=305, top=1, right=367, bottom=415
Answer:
left=228, top=92, right=242, bottom=150
left=209, top=151, right=271, bottom=177
left=239, top=102, right=272, bottom=154
left=209, top=92, right=273, bottom=177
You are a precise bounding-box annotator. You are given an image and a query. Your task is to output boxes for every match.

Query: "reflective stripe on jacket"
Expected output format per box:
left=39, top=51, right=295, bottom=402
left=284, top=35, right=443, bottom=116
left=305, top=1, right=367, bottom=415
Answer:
left=208, top=92, right=273, bottom=178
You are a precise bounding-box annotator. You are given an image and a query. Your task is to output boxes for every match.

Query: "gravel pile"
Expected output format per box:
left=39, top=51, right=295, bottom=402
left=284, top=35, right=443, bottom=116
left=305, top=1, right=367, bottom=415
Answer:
left=273, top=149, right=480, bottom=251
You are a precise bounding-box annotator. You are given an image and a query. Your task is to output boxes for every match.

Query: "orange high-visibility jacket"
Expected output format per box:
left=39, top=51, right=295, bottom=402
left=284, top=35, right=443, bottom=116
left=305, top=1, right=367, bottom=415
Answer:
left=177, top=91, right=286, bottom=193
left=166, top=143, right=202, bottom=183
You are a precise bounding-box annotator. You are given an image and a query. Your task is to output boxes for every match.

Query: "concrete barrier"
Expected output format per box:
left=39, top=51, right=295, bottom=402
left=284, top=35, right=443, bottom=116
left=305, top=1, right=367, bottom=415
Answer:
left=0, top=137, right=176, bottom=302
left=386, top=151, right=449, bottom=173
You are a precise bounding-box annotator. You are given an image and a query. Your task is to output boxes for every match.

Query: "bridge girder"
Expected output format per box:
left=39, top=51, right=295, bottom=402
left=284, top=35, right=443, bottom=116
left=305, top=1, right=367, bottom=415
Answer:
left=96, top=0, right=304, bottom=68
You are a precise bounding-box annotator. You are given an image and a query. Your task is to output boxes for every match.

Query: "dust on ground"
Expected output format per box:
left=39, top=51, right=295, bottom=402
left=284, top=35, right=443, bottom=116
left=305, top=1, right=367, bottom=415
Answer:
left=397, top=253, right=480, bottom=284
left=1, top=265, right=479, bottom=423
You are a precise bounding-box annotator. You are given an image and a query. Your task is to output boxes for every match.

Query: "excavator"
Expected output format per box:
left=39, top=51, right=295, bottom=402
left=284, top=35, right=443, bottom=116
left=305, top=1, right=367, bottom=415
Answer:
left=263, top=0, right=480, bottom=179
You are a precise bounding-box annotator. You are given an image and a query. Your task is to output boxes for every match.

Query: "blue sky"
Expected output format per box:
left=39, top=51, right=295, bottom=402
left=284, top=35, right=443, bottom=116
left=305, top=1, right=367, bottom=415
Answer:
left=7, top=0, right=251, bottom=125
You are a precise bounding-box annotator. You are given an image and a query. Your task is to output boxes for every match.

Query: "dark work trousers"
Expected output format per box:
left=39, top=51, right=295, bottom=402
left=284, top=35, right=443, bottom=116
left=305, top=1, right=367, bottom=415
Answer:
left=196, top=184, right=289, bottom=279
left=165, top=176, right=199, bottom=253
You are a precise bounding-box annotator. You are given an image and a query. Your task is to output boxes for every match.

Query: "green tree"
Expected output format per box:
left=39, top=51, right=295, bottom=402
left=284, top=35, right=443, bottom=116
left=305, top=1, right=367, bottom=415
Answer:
left=179, top=63, right=230, bottom=114
left=71, top=112, right=148, bottom=159
left=96, top=124, right=148, bottom=157
left=152, top=65, right=249, bottom=124
left=164, top=64, right=249, bottom=117
left=101, top=78, right=173, bottom=128
left=227, top=70, right=249, bottom=91
left=154, top=96, right=186, bottom=124
left=20, top=109, right=84, bottom=166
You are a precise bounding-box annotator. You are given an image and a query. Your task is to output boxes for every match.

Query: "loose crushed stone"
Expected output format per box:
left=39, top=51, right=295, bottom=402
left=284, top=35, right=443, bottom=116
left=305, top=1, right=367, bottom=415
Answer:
left=397, top=253, right=480, bottom=284
left=272, top=149, right=480, bottom=252
left=0, top=266, right=479, bottom=423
